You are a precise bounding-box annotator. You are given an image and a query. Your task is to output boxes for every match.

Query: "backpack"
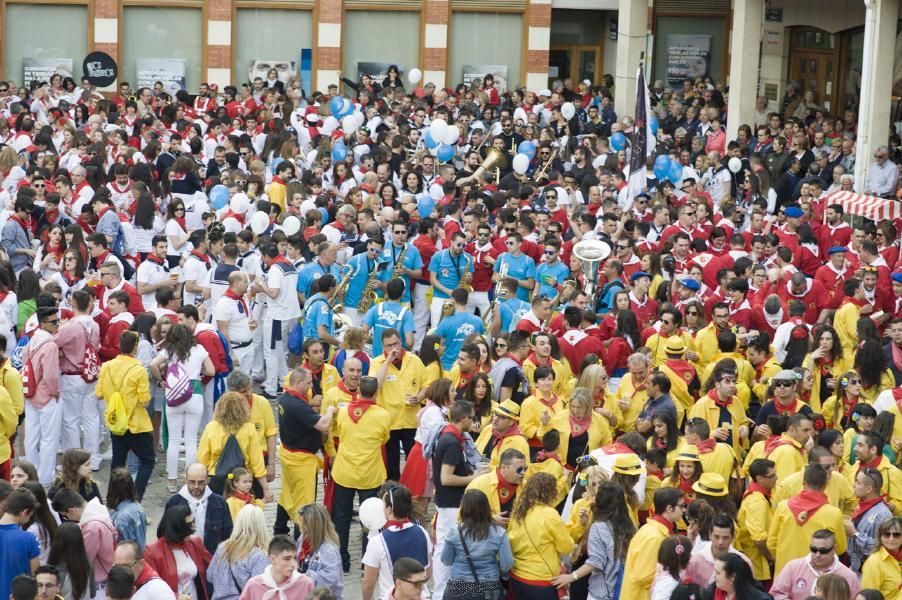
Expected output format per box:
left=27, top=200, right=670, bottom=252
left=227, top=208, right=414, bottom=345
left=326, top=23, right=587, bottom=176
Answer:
left=21, top=350, right=36, bottom=399
left=81, top=325, right=100, bottom=383
left=209, top=433, right=246, bottom=495
left=164, top=360, right=194, bottom=407
left=9, top=334, right=29, bottom=371
left=105, top=365, right=139, bottom=436
left=214, top=330, right=233, bottom=374
left=287, top=319, right=303, bottom=356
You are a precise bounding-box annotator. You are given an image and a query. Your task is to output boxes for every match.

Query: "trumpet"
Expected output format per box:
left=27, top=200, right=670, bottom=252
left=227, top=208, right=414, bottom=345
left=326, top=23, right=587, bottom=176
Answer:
left=328, top=271, right=352, bottom=314
left=483, top=261, right=510, bottom=327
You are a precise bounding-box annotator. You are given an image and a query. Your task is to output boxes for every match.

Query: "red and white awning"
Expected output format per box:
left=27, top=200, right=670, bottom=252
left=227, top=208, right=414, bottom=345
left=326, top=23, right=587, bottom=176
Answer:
left=823, top=191, right=902, bottom=222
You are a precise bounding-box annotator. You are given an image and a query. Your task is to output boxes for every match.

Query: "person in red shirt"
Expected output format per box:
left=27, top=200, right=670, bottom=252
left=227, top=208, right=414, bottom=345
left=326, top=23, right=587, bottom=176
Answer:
left=814, top=247, right=852, bottom=310
left=99, top=291, right=134, bottom=361
left=817, top=204, right=852, bottom=256
left=772, top=271, right=830, bottom=324
left=465, top=222, right=499, bottom=318
left=558, top=306, right=605, bottom=375
left=94, top=262, right=145, bottom=314
left=659, top=205, right=706, bottom=247
left=614, top=239, right=643, bottom=281
left=628, top=272, right=659, bottom=329
left=774, top=206, right=802, bottom=255
left=860, top=267, right=894, bottom=332
left=726, top=279, right=753, bottom=331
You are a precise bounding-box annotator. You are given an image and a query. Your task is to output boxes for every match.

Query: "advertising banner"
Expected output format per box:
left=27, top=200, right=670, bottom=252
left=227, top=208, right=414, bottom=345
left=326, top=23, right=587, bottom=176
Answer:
left=665, top=34, right=711, bottom=86
left=461, top=65, right=509, bottom=93
left=356, top=62, right=405, bottom=82
left=23, top=58, right=73, bottom=88
left=136, top=58, right=186, bottom=93
left=248, top=60, right=297, bottom=85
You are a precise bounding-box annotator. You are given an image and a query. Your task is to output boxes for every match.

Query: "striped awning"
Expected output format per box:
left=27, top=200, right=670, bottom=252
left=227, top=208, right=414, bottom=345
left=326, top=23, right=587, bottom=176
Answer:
left=822, top=191, right=902, bottom=222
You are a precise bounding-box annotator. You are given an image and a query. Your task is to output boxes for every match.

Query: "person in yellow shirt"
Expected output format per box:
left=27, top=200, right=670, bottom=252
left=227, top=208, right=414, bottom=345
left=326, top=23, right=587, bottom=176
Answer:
left=563, top=465, right=607, bottom=543
left=804, top=325, right=852, bottom=413
left=853, top=431, right=902, bottom=516
left=225, top=370, right=278, bottom=480
left=772, top=446, right=857, bottom=515
left=694, top=303, right=733, bottom=372
left=520, top=366, right=565, bottom=460
left=548, top=387, right=611, bottom=471
left=0, top=340, right=23, bottom=417
left=767, top=463, right=847, bottom=574
left=523, top=332, right=575, bottom=398
left=524, top=430, right=570, bottom=507
left=298, top=338, right=340, bottom=401
left=0, top=382, right=16, bottom=480
left=331, top=375, right=391, bottom=572
left=833, top=278, right=867, bottom=360
left=765, top=413, right=813, bottom=480
left=621, top=487, right=686, bottom=599
left=647, top=410, right=683, bottom=469
left=96, top=331, right=153, bottom=499
left=688, top=359, right=750, bottom=458
left=466, top=447, right=527, bottom=520
left=372, top=328, right=428, bottom=481
left=475, top=400, right=531, bottom=467
left=746, top=334, right=783, bottom=407
left=644, top=307, right=698, bottom=368
left=507, top=472, right=575, bottom=597
left=736, top=458, right=777, bottom=581
left=657, top=337, right=700, bottom=419
left=861, top=517, right=902, bottom=600
left=320, top=358, right=364, bottom=459
left=699, top=330, right=755, bottom=409
left=684, top=417, right=740, bottom=485
left=612, top=353, right=650, bottom=433
left=266, top=160, right=292, bottom=212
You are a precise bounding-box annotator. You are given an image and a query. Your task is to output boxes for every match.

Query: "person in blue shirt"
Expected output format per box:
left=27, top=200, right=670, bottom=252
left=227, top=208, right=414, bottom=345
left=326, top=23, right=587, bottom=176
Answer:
left=362, top=278, right=415, bottom=356
left=379, top=222, right=423, bottom=305
left=432, top=288, right=486, bottom=371
left=429, top=231, right=474, bottom=329
left=535, top=240, right=570, bottom=302
left=0, top=488, right=41, bottom=600
left=303, top=274, right=340, bottom=350
left=492, top=232, right=535, bottom=302
left=340, top=236, right=385, bottom=327
left=296, top=242, right=341, bottom=303
left=490, top=278, right=531, bottom=337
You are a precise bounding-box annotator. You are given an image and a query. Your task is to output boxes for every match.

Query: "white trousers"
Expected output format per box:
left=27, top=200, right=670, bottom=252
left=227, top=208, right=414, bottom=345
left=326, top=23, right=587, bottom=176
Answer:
left=466, top=291, right=491, bottom=319
left=413, top=284, right=431, bottom=351
left=263, top=317, right=292, bottom=395
left=251, top=305, right=266, bottom=380
left=25, top=399, right=62, bottom=486
left=342, top=307, right=363, bottom=328
left=200, top=380, right=215, bottom=431
left=231, top=343, right=254, bottom=377
left=432, top=506, right=459, bottom=599
left=166, top=392, right=203, bottom=480
left=60, top=375, right=101, bottom=467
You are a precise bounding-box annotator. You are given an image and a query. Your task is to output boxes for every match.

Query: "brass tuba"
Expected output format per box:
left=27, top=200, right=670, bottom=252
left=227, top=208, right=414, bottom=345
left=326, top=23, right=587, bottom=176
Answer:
left=572, top=239, right=612, bottom=306
left=472, top=147, right=508, bottom=182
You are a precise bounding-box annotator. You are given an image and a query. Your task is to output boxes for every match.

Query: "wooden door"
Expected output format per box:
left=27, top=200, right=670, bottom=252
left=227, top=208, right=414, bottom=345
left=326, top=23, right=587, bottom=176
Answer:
left=789, top=51, right=838, bottom=114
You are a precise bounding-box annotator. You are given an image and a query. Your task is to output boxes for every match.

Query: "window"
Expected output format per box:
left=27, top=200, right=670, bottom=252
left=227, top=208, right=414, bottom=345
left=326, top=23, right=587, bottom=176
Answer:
left=4, top=4, right=87, bottom=84
left=234, top=9, right=313, bottom=85
left=342, top=11, right=420, bottom=85
left=122, top=6, right=202, bottom=92
left=450, top=12, right=522, bottom=90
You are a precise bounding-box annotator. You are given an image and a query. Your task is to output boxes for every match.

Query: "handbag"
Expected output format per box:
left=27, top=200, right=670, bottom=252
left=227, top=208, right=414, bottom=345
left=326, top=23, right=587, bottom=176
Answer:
left=459, top=526, right=494, bottom=600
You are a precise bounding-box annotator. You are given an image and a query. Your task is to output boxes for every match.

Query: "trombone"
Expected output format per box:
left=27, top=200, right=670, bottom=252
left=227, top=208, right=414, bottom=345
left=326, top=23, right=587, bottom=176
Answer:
left=532, top=147, right=558, bottom=184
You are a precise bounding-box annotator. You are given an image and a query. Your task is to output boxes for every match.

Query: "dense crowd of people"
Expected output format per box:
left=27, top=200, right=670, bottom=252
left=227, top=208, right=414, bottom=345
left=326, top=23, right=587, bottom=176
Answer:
left=0, top=60, right=898, bottom=600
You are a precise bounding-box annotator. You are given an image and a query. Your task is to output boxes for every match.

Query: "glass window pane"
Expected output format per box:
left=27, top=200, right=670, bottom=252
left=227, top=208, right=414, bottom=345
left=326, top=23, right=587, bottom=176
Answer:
left=122, top=7, right=203, bottom=91
left=450, top=12, right=522, bottom=90
left=4, top=5, right=87, bottom=83
left=342, top=11, right=420, bottom=86
left=234, top=9, right=313, bottom=85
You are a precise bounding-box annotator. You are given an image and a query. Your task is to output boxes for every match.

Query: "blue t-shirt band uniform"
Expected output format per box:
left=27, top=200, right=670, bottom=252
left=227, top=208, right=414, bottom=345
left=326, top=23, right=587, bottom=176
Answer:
left=429, top=249, right=474, bottom=299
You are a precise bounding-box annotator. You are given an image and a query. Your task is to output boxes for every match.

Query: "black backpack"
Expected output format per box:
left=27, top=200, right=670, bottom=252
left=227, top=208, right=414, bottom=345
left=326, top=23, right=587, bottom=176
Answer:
left=208, top=433, right=246, bottom=495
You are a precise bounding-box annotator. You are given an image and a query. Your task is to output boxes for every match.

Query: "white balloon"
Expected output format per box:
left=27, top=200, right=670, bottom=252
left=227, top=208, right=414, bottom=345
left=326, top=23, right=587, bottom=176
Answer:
left=429, top=119, right=448, bottom=144
left=281, top=215, right=301, bottom=236
left=368, top=116, right=383, bottom=132
left=512, top=153, right=530, bottom=175
left=490, top=121, right=503, bottom=137
left=340, top=98, right=352, bottom=115
left=320, top=116, right=339, bottom=135
left=443, top=125, right=460, bottom=146
left=341, top=114, right=359, bottom=133
left=728, top=157, right=743, bottom=173
left=561, top=102, right=576, bottom=120
left=229, top=193, right=250, bottom=214
left=354, top=110, right=365, bottom=127
left=429, top=185, right=443, bottom=201
left=407, top=68, right=422, bottom=85
left=250, top=211, right=270, bottom=235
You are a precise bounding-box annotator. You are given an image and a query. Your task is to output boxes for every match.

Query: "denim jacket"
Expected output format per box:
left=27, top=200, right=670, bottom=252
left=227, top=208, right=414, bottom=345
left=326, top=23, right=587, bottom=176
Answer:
left=110, top=500, right=148, bottom=549
left=441, top=525, right=513, bottom=583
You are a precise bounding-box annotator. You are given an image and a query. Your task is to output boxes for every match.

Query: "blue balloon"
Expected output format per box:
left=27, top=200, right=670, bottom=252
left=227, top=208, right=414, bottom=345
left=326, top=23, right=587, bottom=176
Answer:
left=423, top=129, right=439, bottom=149
left=417, top=195, right=436, bottom=218
left=668, top=160, right=683, bottom=183
left=517, top=141, right=536, bottom=160
left=654, top=154, right=671, bottom=169
left=610, top=132, right=626, bottom=151
left=653, top=162, right=670, bottom=181
left=209, top=185, right=229, bottom=210
left=436, top=144, right=454, bottom=163
left=339, top=102, right=355, bottom=119
left=329, top=96, right=344, bottom=116
left=331, top=144, right=348, bottom=162
left=650, top=115, right=659, bottom=135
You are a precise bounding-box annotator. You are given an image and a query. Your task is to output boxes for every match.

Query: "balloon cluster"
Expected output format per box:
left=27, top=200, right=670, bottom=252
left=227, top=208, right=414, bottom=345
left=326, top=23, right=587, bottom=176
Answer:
left=652, top=154, right=683, bottom=184
left=426, top=119, right=461, bottom=163
left=512, top=141, right=537, bottom=175
left=329, top=96, right=355, bottom=120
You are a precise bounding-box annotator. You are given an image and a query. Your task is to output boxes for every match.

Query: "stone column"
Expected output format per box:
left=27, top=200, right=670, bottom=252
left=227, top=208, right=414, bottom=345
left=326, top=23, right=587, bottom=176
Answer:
left=93, top=0, right=119, bottom=90
left=205, top=0, right=232, bottom=88
left=725, top=0, right=763, bottom=143
left=525, top=0, right=551, bottom=91
left=316, top=0, right=343, bottom=91
left=614, top=0, right=648, bottom=118
left=423, top=0, right=449, bottom=88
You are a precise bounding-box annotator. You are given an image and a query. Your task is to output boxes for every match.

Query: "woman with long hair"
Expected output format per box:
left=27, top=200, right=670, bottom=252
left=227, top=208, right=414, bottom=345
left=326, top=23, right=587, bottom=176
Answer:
left=651, top=535, right=694, bottom=600
left=604, top=310, right=641, bottom=386
left=861, top=516, right=902, bottom=600
left=48, top=449, right=101, bottom=504
left=48, top=522, right=94, bottom=600
left=491, top=334, right=509, bottom=362
left=106, top=467, right=148, bottom=549
left=781, top=325, right=811, bottom=371
left=51, top=248, right=87, bottom=310
left=463, top=372, right=493, bottom=431
left=549, top=387, right=612, bottom=471
left=198, top=391, right=272, bottom=501
left=597, top=290, right=630, bottom=341
left=10, top=460, right=38, bottom=488
left=441, top=489, right=513, bottom=600
left=399, top=378, right=453, bottom=509
left=419, top=333, right=445, bottom=383
left=814, top=429, right=851, bottom=478
left=145, top=505, right=213, bottom=600
left=576, top=364, right=616, bottom=428
left=36, top=223, right=66, bottom=279
left=813, top=573, right=852, bottom=600
left=207, top=505, right=270, bottom=600
left=150, top=324, right=215, bottom=492
left=63, top=225, right=88, bottom=264
left=23, top=480, right=57, bottom=563
left=663, top=446, right=703, bottom=504
left=683, top=299, right=707, bottom=336
left=804, top=324, right=847, bottom=413
left=15, top=268, right=41, bottom=331
left=132, top=192, right=165, bottom=260
left=296, top=503, right=343, bottom=598
left=649, top=410, right=683, bottom=469
left=563, top=465, right=608, bottom=543
left=711, top=552, right=770, bottom=599
left=854, top=338, right=894, bottom=404
left=822, top=370, right=863, bottom=430
left=164, top=198, right=190, bottom=268
left=507, top=472, right=575, bottom=600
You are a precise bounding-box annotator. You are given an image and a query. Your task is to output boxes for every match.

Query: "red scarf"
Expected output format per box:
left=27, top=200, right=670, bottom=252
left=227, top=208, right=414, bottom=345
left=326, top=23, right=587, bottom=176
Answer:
left=527, top=351, right=550, bottom=368
left=696, top=438, right=717, bottom=454
left=44, top=208, right=60, bottom=224
left=537, top=391, right=558, bottom=409
left=270, top=255, right=291, bottom=268
left=297, top=539, right=313, bottom=562
left=10, top=214, right=31, bottom=233
left=495, top=468, right=518, bottom=505
left=302, top=360, right=324, bottom=379
left=677, top=475, right=696, bottom=497
left=385, top=349, right=406, bottom=370
left=650, top=514, right=675, bottom=533
left=224, top=289, right=249, bottom=316
left=492, top=424, right=522, bottom=446
left=223, top=210, right=245, bottom=225
left=190, top=250, right=210, bottom=268
left=774, top=396, right=801, bottom=416
left=285, top=388, right=308, bottom=402
left=743, top=481, right=772, bottom=501
left=134, top=563, right=159, bottom=589
left=347, top=398, right=377, bottom=423
left=765, top=434, right=801, bottom=456
left=505, top=352, right=524, bottom=366
left=707, top=388, right=732, bottom=408
left=384, top=518, right=410, bottom=529
left=786, top=489, right=828, bottom=525
left=887, top=548, right=902, bottom=561
left=441, top=424, right=464, bottom=446
left=536, top=450, right=562, bottom=464
left=146, top=254, right=166, bottom=267
left=230, top=491, right=255, bottom=504
left=174, top=216, right=187, bottom=232
left=337, top=380, right=358, bottom=402
left=851, top=496, right=885, bottom=522
left=857, top=454, right=882, bottom=473
left=713, top=590, right=729, bottom=600
left=271, top=176, right=285, bottom=186
left=892, top=388, right=902, bottom=412
left=62, top=270, right=81, bottom=287
left=569, top=411, right=591, bottom=435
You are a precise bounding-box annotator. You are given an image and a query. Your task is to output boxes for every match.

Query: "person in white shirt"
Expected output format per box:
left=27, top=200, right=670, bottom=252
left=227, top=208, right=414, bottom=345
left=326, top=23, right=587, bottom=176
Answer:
left=136, top=236, right=177, bottom=309
left=864, top=145, right=899, bottom=197
left=213, top=272, right=255, bottom=375
left=181, top=230, right=212, bottom=308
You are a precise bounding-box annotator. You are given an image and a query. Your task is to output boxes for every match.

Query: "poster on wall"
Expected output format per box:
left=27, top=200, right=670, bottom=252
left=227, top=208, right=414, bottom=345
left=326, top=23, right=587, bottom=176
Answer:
left=136, top=58, right=186, bottom=94
left=248, top=60, right=296, bottom=85
left=356, top=62, right=405, bottom=82
left=23, top=58, right=73, bottom=88
left=665, top=34, right=711, bottom=86
left=462, top=65, right=509, bottom=93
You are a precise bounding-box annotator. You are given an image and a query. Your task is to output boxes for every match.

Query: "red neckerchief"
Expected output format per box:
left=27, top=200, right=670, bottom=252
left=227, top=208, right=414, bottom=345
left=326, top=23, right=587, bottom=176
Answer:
left=677, top=475, right=696, bottom=498
left=841, top=393, right=860, bottom=422
left=134, top=563, right=158, bottom=589
left=62, top=270, right=81, bottom=287
left=858, top=454, right=882, bottom=473
left=93, top=250, right=111, bottom=269
left=96, top=206, right=113, bottom=222
left=224, top=289, right=249, bottom=316
left=384, top=518, right=410, bottom=529
left=285, top=388, right=309, bottom=403
left=765, top=433, right=801, bottom=455
left=492, top=424, right=522, bottom=446
left=707, top=388, right=732, bottom=408
left=527, top=351, right=550, bottom=368
left=787, top=489, right=828, bottom=525
left=297, top=539, right=313, bottom=562
left=892, top=388, right=902, bottom=412
left=174, top=216, right=187, bottom=231
left=231, top=491, right=255, bottom=504
left=536, top=450, right=562, bottom=464
left=146, top=254, right=166, bottom=266
left=10, top=214, right=31, bottom=233
left=569, top=411, right=591, bottom=435
left=190, top=249, right=210, bottom=268
left=654, top=437, right=667, bottom=450
left=774, top=396, right=801, bottom=416
left=495, top=468, right=518, bottom=504
left=505, top=352, right=524, bottom=366
left=537, top=391, right=557, bottom=409
left=385, top=349, right=406, bottom=370
left=714, top=589, right=729, bottom=600
left=887, top=548, right=902, bottom=561
left=441, top=423, right=464, bottom=446
left=302, top=360, right=324, bottom=380
left=223, top=210, right=245, bottom=225
left=650, top=514, right=675, bottom=533
left=330, top=219, right=345, bottom=232
left=743, top=481, right=772, bottom=501
left=44, top=208, right=60, bottom=224
left=347, top=397, right=377, bottom=423
left=851, top=496, right=886, bottom=523
left=270, top=255, right=291, bottom=268
left=696, top=438, right=717, bottom=454
left=45, top=241, right=63, bottom=257
left=337, top=380, right=358, bottom=402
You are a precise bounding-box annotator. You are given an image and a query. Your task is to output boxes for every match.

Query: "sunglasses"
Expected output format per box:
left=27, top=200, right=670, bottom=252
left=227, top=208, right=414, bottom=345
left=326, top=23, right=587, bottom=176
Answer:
left=514, top=466, right=527, bottom=474
left=809, top=546, right=834, bottom=555
left=394, top=230, right=407, bottom=235
left=684, top=212, right=696, bottom=217
left=401, top=579, right=428, bottom=588
left=881, top=531, right=902, bottom=539
left=719, top=377, right=737, bottom=384
left=774, top=380, right=794, bottom=388
left=543, top=250, right=556, bottom=255
left=686, top=311, right=699, bottom=316
left=505, top=241, right=515, bottom=247
left=175, top=208, right=185, bottom=212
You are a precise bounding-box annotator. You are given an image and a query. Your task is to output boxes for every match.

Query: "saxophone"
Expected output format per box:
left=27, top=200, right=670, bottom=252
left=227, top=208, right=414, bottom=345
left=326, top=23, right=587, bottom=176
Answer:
left=357, top=262, right=380, bottom=312
left=391, top=243, right=409, bottom=281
